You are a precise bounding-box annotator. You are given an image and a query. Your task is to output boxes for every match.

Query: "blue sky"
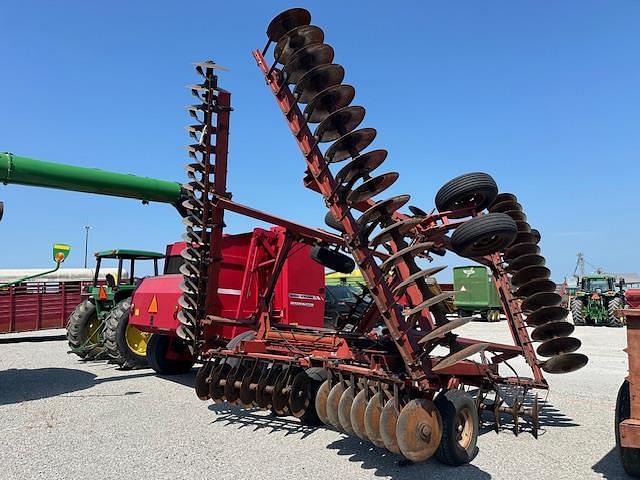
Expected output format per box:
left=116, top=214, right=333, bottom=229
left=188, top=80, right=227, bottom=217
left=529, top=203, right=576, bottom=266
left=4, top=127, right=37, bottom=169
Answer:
left=1, top=1, right=638, bottom=281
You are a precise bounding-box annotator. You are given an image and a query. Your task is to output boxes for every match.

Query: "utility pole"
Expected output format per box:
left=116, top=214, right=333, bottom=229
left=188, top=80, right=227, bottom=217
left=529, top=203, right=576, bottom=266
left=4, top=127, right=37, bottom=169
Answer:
left=83, top=225, right=91, bottom=268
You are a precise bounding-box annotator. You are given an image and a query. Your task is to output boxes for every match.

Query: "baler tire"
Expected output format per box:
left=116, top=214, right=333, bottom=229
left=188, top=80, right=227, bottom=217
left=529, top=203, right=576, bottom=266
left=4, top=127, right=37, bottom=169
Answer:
left=435, top=172, right=498, bottom=216
left=298, top=367, right=328, bottom=426
left=570, top=299, right=586, bottom=326
left=616, top=380, right=640, bottom=476
left=104, top=298, right=148, bottom=370
left=146, top=334, right=195, bottom=375
left=66, top=300, right=103, bottom=359
left=608, top=297, right=625, bottom=328
left=434, top=389, right=479, bottom=466
left=450, top=213, right=518, bottom=257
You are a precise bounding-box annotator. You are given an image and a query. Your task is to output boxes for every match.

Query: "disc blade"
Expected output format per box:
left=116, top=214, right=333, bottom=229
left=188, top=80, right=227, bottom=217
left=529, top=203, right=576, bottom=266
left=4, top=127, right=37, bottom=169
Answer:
left=288, top=370, right=313, bottom=417
left=350, top=389, right=370, bottom=441
left=418, top=317, right=473, bottom=344
left=531, top=321, right=575, bottom=342
left=392, top=266, right=447, bottom=297
left=521, top=292, right=562, bottom=313
left=275, top=25, right=324, bottom=64
left=409, top=206, right=428, bottom=217
left=516, top=221, right=531, bottom=232
left=267, top=8, right=311, bottom=42
left=283, top=43, right=335, bottom=85
left=536, top=336, right=581, bottom=357
left=335, top=150, right=387, bottom=184
left=357, top=195, right=410, bottom=228
left=337, top=386, right=356, bottom=435
left=505, top=242, right=540, bottom=261
left=369, top=218, right=422, bottom=247
left=504, top=210, right=531, bottom=222
left=326, top=382, right=346, bottom=430
left=195, top=362, right=214, bottom=400
left=432, top=343, right=490, bottom=372
left=492, top=193, right=518, bottom=204
left=315, top=379, right=332, bottom=425
left=176, top=324, right=195, bottom=342
left=513, top=278, right=557, bottom=298
left=294, top=63, right=345, bottom=103
left=325, top=128, right=377, bottom=163
left=405, top=291, right=455, bottom=317
left=507, top=254, right=546, bottom=272
left=380, top=399, right=401, bottom=455
left=490, top=200, right=522, bottom=213
left=396, top=399, right=442, bottom=462
left=526, top=305, right=568, bottom=326
left=511, top=265, right=551, bottom=287
left=304, top=84, right=355, bottom=123
left=379, top=242, right=435, bottom=273
left=541, top=353, right=588, bottom=374
left=315, top=106, right=365, bottom=143
left=347, top=172, right=399, bottom=204
left=364, top=392, right=387, bottom=449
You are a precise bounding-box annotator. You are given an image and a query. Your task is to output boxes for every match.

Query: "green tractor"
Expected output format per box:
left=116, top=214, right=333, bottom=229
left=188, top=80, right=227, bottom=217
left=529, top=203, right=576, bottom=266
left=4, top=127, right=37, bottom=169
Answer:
left=66, top=249, right=164, bottom=368
left=570, top=274, right=626, bottom=327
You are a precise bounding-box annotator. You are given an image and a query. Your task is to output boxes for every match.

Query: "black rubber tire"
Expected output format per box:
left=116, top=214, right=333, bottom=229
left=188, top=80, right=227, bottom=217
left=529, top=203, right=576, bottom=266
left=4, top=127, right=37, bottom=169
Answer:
left=451, top=213, right=518, bottom=257
left=435, top=172, right=498, bottom=217
left=297, top=367, right=328, bottom=426
left=570, top=298, right=586, bottom=326
left=608, top=297, right=626, bottom=327
left=104, top=298, right=148, bottom=369
left=435, top=389, right=479, bottom=466
left=325, top=211, right=345, bottom=233
left=146, top=334, right=195, bottom=375
left=616, top=380, right=640, bottom=476
left=66, top=299, right=103, bottom=359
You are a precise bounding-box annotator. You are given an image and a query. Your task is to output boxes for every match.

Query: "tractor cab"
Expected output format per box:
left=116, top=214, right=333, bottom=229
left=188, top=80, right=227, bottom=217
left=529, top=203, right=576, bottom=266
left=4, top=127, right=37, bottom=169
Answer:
left=579, top=274, right=617, bottom=296
left=89, top=249, right=165, bottom=319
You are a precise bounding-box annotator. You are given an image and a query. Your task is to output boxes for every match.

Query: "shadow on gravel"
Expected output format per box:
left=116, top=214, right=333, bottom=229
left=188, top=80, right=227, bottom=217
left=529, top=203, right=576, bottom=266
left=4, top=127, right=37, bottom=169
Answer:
left=0, top=334, right=67, bottom=344
left=208, top=403, right=318, bottom=439
left=326, top=435, right=491, bottom=480
left=156, top=369, right=197, bottom=388
left=0, top=367, right=155, bottom=405
left=206, top=403, right=491, bottom=479
left=592, top=447, right=628, bottom=479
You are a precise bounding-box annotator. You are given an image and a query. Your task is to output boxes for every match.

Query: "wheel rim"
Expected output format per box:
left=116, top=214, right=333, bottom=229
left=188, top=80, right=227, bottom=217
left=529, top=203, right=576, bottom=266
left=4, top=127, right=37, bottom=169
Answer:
left=125, top=324, right=151, bottom=357
left=85, top=315, right=102, bottom=345
left=455, top=408, right=474, bottom=450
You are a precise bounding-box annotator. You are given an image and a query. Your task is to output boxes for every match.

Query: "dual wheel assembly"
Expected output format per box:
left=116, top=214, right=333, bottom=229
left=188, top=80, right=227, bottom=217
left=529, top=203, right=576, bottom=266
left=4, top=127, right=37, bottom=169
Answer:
left=316, top=378, right=478, bottom=465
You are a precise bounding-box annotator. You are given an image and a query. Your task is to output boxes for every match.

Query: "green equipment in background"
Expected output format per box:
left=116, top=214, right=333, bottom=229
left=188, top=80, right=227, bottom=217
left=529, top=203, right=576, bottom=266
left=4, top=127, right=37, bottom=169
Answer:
left=453, top=265, right=502, bottom=321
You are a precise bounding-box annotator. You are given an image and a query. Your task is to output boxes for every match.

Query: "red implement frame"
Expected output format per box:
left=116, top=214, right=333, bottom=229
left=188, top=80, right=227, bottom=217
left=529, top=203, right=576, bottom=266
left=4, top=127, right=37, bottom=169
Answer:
left=620, top=308, right=640, bottom=448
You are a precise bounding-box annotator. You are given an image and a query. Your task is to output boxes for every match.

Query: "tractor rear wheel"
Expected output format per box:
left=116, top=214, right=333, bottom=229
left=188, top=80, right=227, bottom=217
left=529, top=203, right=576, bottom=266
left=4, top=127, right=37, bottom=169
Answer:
left=66, top=300, right=104, bottom=359
left=104, top=298, right=150, bottom=369
left=616, top=380, right=640, bottom=476
left=608, top=297, right=626, bottom=327
left=570, top=298, right=586, bottom=326
left=434, top=389, right=479, bottom=466
left=146, top=334, right=195, bottom=375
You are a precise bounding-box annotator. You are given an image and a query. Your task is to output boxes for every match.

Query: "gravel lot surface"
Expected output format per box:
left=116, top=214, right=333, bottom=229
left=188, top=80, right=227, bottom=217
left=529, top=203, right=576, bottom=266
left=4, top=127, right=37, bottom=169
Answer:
left=0, top=323, right=630, bottom=480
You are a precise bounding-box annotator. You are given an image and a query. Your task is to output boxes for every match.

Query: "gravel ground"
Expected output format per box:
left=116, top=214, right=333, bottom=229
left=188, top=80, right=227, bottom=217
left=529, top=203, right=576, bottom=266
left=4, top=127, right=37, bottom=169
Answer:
left=0, top=323, right=630, bottom=480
